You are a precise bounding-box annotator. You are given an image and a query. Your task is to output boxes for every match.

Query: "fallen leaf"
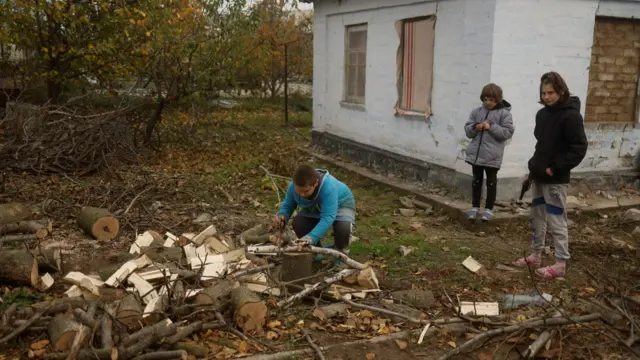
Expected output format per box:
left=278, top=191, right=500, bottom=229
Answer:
left=111, top=348, right=118, bottom=360
left=237, top=340, right=249, bottom=353
left=30, top=340, right=49, bottom=350
left=296, top=320, right=304, bottom=326
left=357, top=310, right=374, bottom=318
left=267, top=320, right=282, bottom=329
left=387, top=228, right=395, bottom=234
left=266, top=331, right=279, bottom=340
left=312, top=308, right=326, bottom=321
left=516, top=314, right=527, bottom=322
left=366, top=353, right=376, bottom=360
left=447, top=341, right=457, bottom=348
left=529, top=333, right=538, bottom=340
left=585, top=287, right=596, bottom=293
left=27, top=349, right=46, bottom=359
left=395, top=339, right=408, bottom=350
left=478, top=353, right=494, bottom=360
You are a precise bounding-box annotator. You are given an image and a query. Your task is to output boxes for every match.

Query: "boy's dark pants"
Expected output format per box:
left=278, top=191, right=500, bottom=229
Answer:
left=292, top=215, right=352, bottom=253
left=472, top=165, right=498, bottom=210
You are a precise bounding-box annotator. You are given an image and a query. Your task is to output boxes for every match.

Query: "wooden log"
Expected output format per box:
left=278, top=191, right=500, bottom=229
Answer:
left=116, top=294, right=142, bottom=330
left=194, top=279, right=234, bottom=307
left=77, top=207, right=119, bottom=241
left=0, top=203, right=32, bottom=225
left=141, top=244, right=184, bottom=264
left=0, top=219, right=51, bottom=238
left=238, top=224, right=269, bottom=246
left=281, top=253, right=312, bottom=283
left=48, top=314, right=82, bottom=352
left=0, top=249, right=57, bottom=287
left=230, top=286, right=267, bottom=335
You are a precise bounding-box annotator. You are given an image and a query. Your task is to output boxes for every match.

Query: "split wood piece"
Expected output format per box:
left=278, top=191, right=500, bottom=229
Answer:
left=277, top=268, right=359, bottom=308
left=191, top=225, right=217, bottom=246
left=37, top=273, right=55, bottom=291
left=130, top=232, right=157, bottom=254
left=63, top=272, right=104, bottom=296
left=437, top=313, right=602, bottom=360
left=48, top=314, right=83, bottom=352
left=130, top=350, right=187, bottom=360
left=203, top=236, right=230, bottom=254
left=0, top=219, right=51, bottom=238
left=195, top=279, right=235, bottom=307
left=356, top=267, right=379, bottom=290
left=116, top=294, right=143, bottom=330
left=238, top=224, right=269, bottom=246
left=104, top=254, right=152, bottom=287
left=143, top=295, right=169, bottom=325
left=67, top=303, right=96, bottom=360
left=281, top=253, right=313, bottom=283
left=231, top=286, right=268, bottom=336
left=77, top=206, right=120, bottom=241
left=0, top=249, right=57, bottom=287
left=222, top=248, right=246, bottom=263
left=0, top=203, right=32, bottom=225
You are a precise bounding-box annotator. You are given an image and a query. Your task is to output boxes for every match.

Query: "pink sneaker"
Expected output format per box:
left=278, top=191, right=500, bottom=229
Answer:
left=536, top=263, right=566, bottom=279
left=512, top=255, right=541, bottom=268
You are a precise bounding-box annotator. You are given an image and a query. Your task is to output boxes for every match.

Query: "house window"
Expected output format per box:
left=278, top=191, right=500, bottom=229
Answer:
left=344, top=24, right=367, bottom=105
left=396, top=16, right=436, bottom=116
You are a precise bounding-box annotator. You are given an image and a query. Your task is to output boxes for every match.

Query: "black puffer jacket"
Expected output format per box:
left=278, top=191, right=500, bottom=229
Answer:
left=527, top=96, right=588, bottom=184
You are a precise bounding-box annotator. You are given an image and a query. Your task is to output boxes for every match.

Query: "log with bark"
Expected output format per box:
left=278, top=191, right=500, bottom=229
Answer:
left=116, top=294, right=143, bottom=330
left=0, top=219, right=52, bottom=238
left=0, top=249, right=58, bottom=287
left=48, top=314, right=83, bottom=352
left=0, top=203, right=32, bottom=225
left=194, top=279, right=235, bottom=307
left=230, top=286, right=268, bottom=336
left=77, top=206, right=120, bottom=241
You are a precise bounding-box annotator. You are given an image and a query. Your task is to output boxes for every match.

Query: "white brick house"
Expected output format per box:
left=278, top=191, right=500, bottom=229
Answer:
left=303, top=0, right=640, bottom=199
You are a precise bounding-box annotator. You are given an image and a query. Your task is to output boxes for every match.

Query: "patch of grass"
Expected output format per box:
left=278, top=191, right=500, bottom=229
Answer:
left=2, top=289, right=45, bottom=308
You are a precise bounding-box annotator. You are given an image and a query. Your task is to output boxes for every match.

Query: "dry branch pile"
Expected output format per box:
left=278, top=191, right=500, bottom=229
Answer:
left=0, top=102, right=140, bottom=176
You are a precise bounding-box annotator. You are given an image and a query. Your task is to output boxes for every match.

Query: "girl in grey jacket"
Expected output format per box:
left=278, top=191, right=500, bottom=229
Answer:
left=463, top=83, right=515, bottom=221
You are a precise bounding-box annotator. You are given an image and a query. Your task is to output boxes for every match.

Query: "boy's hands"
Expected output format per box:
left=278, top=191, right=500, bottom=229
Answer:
left=475, top=123, right=484, bottom=131
left=475, top=122, right=491, bottom=131
left=545, top=168, right=554, bottom=176
left=273, top=214, right=286, bottom=230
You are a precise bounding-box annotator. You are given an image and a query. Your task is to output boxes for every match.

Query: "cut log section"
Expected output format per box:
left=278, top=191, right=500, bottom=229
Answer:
left=0, top=250, right=58, bottom=287
left=0, top=219, right=51, bottom=238
left=116, top=294, right=142, bottom=329
left=0, top=203, right=32, bottom=225
left=77, top=206, right=120, bottom=241
left=281, top=253, right=313, bottom=283
left=230, top=286, right=267, bottom=335
left=195, top=279, right=235, bottom=307
left=48, top=314, right=82, bottom=352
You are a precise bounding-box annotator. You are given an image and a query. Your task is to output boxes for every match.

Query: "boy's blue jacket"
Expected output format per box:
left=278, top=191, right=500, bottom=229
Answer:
left=277, top=169, right=356, bottom=243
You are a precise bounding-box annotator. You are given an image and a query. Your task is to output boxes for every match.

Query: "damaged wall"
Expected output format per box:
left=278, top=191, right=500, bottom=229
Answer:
left=311, top=0, right=640, bottom=197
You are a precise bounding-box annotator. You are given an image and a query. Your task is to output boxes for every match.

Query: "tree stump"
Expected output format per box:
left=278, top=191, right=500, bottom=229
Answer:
left=48, top=314, right=82, bottom=352
left=281, top=253, right=313, bottom=283
left=116, top=294, right=142, bottom=329
left=0, top=203, right=32, bottom=225
left=77, top=207, right=120, bottom=241
left=195, top=279, right=234, bottom=307
left=230, top=286, right=267, bottom=335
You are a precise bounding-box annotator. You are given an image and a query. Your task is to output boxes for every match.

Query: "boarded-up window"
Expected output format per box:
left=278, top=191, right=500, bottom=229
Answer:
left=344, top=24, right=367, bottom=104
left=395, top=16, right=436, bottom=116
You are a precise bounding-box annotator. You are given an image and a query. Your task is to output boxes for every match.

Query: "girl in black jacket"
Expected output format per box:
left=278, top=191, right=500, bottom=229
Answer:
left=512, top=72, right=588, bottom=279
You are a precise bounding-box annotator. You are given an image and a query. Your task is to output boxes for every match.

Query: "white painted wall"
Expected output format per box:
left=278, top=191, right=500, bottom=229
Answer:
left=312, top=0, right=640, bottom=180
left=312, top=0, right=497, bottom=176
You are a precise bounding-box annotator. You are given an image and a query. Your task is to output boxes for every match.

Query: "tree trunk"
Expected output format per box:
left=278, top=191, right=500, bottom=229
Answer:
left=144, top=97, right=165, bottom=145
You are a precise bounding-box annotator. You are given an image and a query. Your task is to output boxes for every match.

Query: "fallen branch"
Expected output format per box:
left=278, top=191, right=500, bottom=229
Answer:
left=259, top=165, right=282, bottom=204
left=277, top=269, right=359, bottom=308
left=0, top=220, right=51, bottom=238
left=302, top=328, right=325, bottom=360
left=437, top=313, right=602, bottom=360
left=254, top=244, right=367, bottom=270
left=0, top=307, right=48, bottom=344
left=238, top=224, right=269, bottom=247
left=227, top=263, right=275, bottom=280
left=523, top=329, right=557, bottom=359
left=130, top=350, right=187, bottom=360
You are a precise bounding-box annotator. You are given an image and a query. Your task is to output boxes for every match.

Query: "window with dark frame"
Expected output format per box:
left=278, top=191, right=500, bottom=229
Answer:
left=344, top=24, right=367, bottom=105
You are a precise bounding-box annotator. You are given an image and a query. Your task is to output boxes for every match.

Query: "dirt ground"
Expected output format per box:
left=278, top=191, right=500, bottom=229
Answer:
left=0, top=104, right=638, bottom=360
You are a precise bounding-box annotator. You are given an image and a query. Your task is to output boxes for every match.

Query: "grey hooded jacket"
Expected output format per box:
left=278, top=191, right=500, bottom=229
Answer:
left=464, top=100, right=515, bottom=169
